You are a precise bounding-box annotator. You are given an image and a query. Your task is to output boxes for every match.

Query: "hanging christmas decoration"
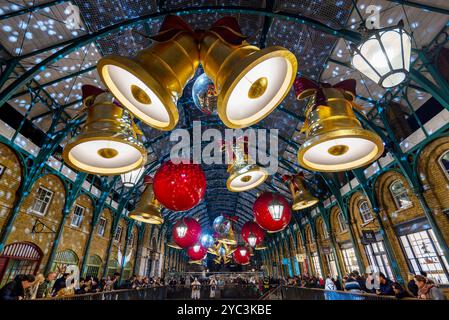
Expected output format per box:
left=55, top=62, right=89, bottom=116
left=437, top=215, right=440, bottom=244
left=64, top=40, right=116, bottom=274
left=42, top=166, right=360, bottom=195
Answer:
left=172, top=217, right=201, bottom=249
left=241, top=221, right=265, bottom=247
left=216, top=215, right=238, bottom=245
left=253, top=192, right=291, bottom=233
left=222, top=137, right=267, bottom=192
left=200, top=16, right=297, bottom=128
left=200, top=233, right=215, bottom=249
left=187, top=243, right=208, bottom=261
left=153, top=160, right=206, bottom=211
left=294, top=77, right=384, bottom=172
left=233, top=245, right=250, bottom=265
left=282, top=173, right=318, bottom=211
left=213, top=215, right=231, bottom=235
left=120, top=166, right=145, bottom=188
left=129, top=176, right=164, bottom=224
left=62, top=85, right=147, bottom=175
left=97, top=15, right=199, bottom=130
left=192, top=73, right=218, bottom=115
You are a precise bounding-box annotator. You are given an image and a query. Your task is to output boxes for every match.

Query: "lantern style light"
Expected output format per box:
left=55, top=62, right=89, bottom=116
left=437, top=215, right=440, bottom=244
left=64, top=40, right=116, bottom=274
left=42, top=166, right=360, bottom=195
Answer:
left=254, top=192, right=292, bottom=233
left=233, top=245, right=250, bottom=265
left=268, top=198, right=284, bottom=221
left=241, top=221, right=265, bottom=247
left=247, top=233, right=257, bottom=247
left=193, top=244, right=201, bottom=253
left=172, top=217, right=201, bottom=249
left=187, top=244, right=207, bottom=261
left=120, top=166, right=145, bottom=188
left=176, top=220, right=188, bottom=238
left=351, top=21, right=411, bottom=88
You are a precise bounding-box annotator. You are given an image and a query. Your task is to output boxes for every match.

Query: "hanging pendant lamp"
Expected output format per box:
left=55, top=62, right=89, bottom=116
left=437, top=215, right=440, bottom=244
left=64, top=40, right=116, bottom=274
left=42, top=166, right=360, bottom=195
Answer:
left=128, top=176, right=164, bottom=225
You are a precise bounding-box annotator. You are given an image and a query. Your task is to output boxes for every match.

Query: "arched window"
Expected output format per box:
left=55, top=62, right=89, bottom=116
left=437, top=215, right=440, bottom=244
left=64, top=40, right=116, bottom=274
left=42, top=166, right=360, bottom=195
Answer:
left=390, top=180, right=412, bottom=210
left=438, top=151, right=449, bottom=181
left=85, top=255, right=102, bottom=279
left=337, top=211, right=347, bottom=233
left=359, top=201, right=373, bottom=223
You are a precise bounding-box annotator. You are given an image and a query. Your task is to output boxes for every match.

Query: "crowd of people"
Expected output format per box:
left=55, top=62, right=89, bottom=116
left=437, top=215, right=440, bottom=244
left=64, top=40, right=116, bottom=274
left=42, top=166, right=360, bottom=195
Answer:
left=279, top=270, right=446, bottom=300
left=0, top=270, right=446, bottom=300
left=0, top=272, right=166, bottom=300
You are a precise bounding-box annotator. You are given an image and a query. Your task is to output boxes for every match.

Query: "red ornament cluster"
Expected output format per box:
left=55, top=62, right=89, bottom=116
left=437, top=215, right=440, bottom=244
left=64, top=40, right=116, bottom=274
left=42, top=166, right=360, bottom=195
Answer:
left=241, top=221, right=265, bottom=246
left=233, top=246, right=250, bottom=265
left=172, top=217, right=202, bottom=249
left=253, top=192, right=291, bottom=233
left=153, top=160, right=206, bottom=211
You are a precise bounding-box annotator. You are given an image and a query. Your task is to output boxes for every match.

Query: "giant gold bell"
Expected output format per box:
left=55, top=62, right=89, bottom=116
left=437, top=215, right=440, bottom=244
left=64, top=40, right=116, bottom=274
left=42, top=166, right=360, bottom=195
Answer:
left=297, top=87, right=384, bottom=172
left=129, top=183, right=164, bottom=225
left=224, top=139, right=267, bottom=192
left=286, top=174, right=318, bottom=211
left=200, top=19, right=297, bottom=128
left=62, top=92, right=147, bottom=175
left=97, top=16, right=199, bottom=130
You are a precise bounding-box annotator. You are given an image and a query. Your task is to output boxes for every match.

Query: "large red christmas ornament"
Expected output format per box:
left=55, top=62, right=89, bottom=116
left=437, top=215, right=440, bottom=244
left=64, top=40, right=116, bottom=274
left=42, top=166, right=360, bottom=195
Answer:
left=233, top=246, right=250, bottom=265
left=241, top=221, right=265, bottom=247
left=153, top=160, right=206, bottom=211
left=173, top=218, right=202, bottom=248
left=253, top=192, right=291, bottom=233
left=187, top=243, right=208, bottom=261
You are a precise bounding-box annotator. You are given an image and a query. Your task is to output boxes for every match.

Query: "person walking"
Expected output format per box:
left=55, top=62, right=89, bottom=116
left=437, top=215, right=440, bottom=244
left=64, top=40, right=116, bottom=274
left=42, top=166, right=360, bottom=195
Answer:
left=325, top=275, right=337, bottom=291
left=26, top=273, right=45, bottom=299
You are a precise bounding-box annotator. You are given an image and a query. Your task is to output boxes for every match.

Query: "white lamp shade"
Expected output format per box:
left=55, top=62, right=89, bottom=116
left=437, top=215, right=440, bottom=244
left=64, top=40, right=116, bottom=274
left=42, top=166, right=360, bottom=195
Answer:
left=352, top=25, right=411, bottom=88
left=247, top=235, right=257, bottom=247
left=193, top=244, right=201, bottom=253
left=120, top=166, right=145, bottom=187
left=176, top=224, right=188, bottom=238
left=240, top=249, right=247, bottom=256
left=268, top=199, right=284, bottom=221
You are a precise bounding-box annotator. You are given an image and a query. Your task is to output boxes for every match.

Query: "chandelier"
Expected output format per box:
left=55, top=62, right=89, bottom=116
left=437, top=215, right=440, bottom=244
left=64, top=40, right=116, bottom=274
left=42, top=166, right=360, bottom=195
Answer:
left=268, top=198, right=284, bottom=221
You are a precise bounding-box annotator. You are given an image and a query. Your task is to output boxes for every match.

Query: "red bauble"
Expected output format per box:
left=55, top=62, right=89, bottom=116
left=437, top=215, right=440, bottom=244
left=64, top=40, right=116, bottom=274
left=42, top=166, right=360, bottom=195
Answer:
left=233, top=246, right=250, bottom=265
left=187, top=244, right=208, bottom=261
left=173, top=218, right=202, bottom=249
left=241, top=221, right=265, bottom=246
left=153, top=160, right=206, bottom=211
left=253, top=192, right=292, bottom=233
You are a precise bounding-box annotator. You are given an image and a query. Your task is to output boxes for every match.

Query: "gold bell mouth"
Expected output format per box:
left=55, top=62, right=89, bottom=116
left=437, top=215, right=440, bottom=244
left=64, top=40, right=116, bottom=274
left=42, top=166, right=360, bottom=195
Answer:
left=131, top=84, right=152, bottom=105
left=129, top=184, right=164, bottom=225
left=62, top=95, right=147, bottom=175
left=248, top=77, right=268, bottom=99
left=227, top=165, right=268, bottom=192
left=297, top=87, right=384, bottom=172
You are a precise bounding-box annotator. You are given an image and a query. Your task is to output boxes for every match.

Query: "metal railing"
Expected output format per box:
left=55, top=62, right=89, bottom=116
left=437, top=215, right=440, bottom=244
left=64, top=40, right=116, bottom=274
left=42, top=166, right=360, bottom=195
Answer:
left=279, top=286, right=407, bottom=300
left=36, top=285, right=415, bottom=300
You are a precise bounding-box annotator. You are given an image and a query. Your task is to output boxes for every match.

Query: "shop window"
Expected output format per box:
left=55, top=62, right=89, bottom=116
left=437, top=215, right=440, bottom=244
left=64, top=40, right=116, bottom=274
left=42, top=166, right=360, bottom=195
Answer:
left=0, top=242, right=42, bottom=287
left=365, top=241, right=394, bottom=280
left=390, top=180, right=412, bottom=210
left=439, top=151, right=449, bottom=181
left=337, top=211, right=347, bottom=233
left=30, top=186, right=53, bottom=216
left=114, top=226, right=122, bottom=242
left=325, top=250, right=338, bottom=278
left=359, top=201, right=373, bottom=223
left=52, top=250, right=79, bottom=274
left=400, top=230, right=449, bottom=284
left=311, top=252, right=323, bottom=278
left=98, top=217, right=107, bottom=236
left=107, top=259, right=119, bottom=277
left=70, top=205, right=85, bottom=228
left=342, top=247, right=359, bottom=273
left=85, top=255, right=102, bottom=279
